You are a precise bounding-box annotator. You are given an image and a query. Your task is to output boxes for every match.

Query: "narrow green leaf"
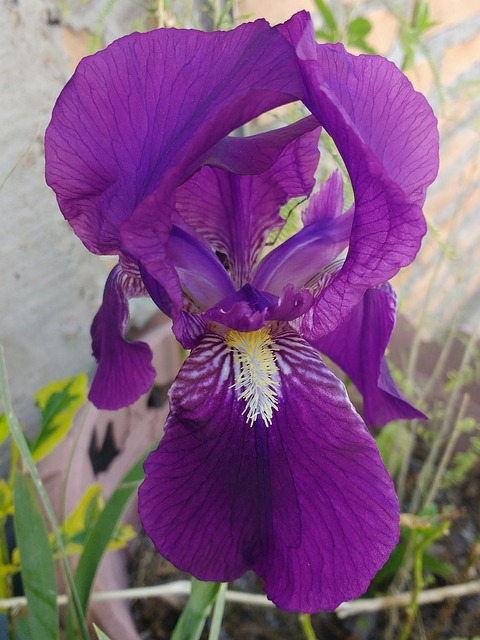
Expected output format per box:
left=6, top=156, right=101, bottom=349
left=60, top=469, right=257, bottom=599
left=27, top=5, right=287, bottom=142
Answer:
left=93, top=623, right=113, bottom=640
left=13, top=470, right=59, bottom=640
left=31, top=373, right=87, bottom=462
left=73, top=455, right=146, bottom=613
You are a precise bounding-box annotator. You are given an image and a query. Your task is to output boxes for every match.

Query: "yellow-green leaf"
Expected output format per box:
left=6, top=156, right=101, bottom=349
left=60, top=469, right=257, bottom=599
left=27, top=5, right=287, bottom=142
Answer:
left=60, top=485, right=104, bottom=545
left=93, top=623, right=112, bottom=640
left=0, top=479, right=13, bottom=519
left=31, top=373, right=87, bottom=462
left=0, top=413, right=10, bottom=448
left=107, top=523, right=136, bottom=550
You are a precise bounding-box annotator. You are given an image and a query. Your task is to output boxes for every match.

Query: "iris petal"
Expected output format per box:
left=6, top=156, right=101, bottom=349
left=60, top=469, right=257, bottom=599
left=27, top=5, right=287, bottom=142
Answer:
left=175, top=120, right=320, bottom=286
left=278, top=18, right=439, bottom=337
left=139, top=328, right=399, bottom=612
left=46, top=18, right=304, bottom=255
left=89, top=265, right=155, bottom=409
left=305, top=283, right=426, bottom=427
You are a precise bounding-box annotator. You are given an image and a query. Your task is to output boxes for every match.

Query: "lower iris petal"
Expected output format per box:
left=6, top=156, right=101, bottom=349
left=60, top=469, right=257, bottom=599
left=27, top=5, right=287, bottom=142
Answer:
left=138, top=328, right=399, bottom=612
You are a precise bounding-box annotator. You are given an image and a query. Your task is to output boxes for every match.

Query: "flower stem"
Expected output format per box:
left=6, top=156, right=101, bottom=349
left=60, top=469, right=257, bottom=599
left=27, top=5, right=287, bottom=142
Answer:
left=208, top=582, right=228, bottom=640
left=171, top=578, right=221, bottom=640
left=299, top=613, right=318, bottom=640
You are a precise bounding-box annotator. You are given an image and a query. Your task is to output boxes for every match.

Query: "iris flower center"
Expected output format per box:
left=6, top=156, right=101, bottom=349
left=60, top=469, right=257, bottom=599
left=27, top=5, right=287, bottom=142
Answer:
left=225, top=327, right=280, bottom=427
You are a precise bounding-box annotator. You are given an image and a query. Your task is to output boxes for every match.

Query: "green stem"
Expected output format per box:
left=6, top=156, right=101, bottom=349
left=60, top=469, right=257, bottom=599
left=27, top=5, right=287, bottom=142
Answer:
left=299, top=613, right=318, bottom=640
left=398, top=532, right=423, bottom=640
left=208, top=582, right=227, bottom=640
left=171, top=578, right=221, bottom=640
left=0, top=346, right=90, bottom=640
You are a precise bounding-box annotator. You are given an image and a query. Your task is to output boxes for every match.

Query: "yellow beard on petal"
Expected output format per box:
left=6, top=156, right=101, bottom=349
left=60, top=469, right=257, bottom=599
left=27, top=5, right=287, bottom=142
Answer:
left=225, top=327, right=280, bottom=427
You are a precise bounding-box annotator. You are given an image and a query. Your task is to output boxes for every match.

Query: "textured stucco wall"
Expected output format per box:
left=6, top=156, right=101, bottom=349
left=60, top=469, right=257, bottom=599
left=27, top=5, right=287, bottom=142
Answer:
left=0, top=1, right=104, bottom=441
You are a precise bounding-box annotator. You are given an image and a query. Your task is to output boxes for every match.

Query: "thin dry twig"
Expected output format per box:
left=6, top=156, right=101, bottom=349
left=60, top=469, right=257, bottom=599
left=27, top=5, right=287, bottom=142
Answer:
left=336, top=579, right=480, bottom=619
left=3, top=579, right=480, bottom=621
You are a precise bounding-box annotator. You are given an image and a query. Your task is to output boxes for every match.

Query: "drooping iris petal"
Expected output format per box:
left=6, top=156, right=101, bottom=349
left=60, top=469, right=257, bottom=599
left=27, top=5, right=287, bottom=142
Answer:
left=278, top=18, right=439, bottom=338
left=89, top=265, right=155, bottom=409
left=174, top=120, right=320, bottom=286
left=308, top=283, right=426, bottom=427
left=139, top=328, right=399, bottom=612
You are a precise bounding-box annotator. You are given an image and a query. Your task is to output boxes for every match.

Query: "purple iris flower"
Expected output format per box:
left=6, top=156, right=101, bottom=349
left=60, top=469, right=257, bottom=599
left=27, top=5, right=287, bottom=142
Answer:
left=45, top=12, right=438, bottom=612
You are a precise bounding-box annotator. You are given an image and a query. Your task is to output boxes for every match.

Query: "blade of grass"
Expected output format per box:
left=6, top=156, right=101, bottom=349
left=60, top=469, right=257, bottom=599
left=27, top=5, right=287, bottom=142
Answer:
left=0, top=345, right=89, bottom=640
left=13, top=470, right=59, bottom=640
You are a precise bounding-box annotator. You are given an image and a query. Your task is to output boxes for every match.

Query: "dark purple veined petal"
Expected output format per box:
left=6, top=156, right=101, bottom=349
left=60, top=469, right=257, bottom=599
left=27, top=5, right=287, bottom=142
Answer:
left=306, top=283, right=426, bottom=427
left=139, top=327, right=399, bottom=612
left=251, top=208, right=353, bottom=295
left=277, top=18, right=439, bottom=338
left=89, top=265, right=155, bottom=409
left=45, top=12, right=306, bottom=262
left=174, top=119, right=320, bottom=286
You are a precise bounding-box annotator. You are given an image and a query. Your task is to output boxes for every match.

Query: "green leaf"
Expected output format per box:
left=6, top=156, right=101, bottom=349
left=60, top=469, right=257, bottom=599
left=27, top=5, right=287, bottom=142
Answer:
left=347, top=16, right=371, bottom=38
left=31, top=373, right=87, bottom=462
left=0, top=413, right=10, bottom=448
left=14, top=470, right=59, bottom=640
left=423, top=552, right=454, bottom=580
left=0, top=479, right=13, bottom=519
left=93, top=623, right=113, bottom=640
left=346, top=16, right=377, bottom=54
left=59, top=484, right=135, bottom=555
left=73, top=454, right=147, bottom=614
